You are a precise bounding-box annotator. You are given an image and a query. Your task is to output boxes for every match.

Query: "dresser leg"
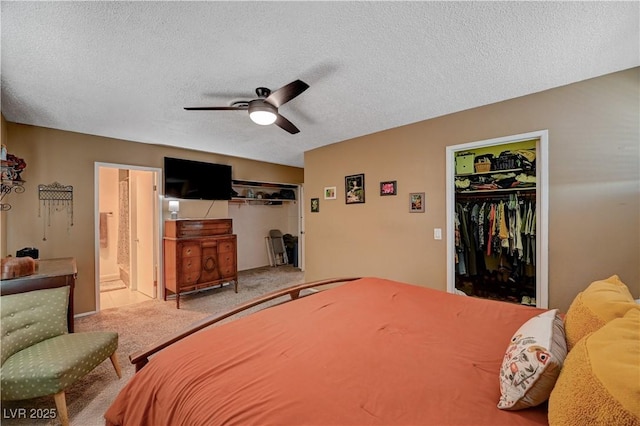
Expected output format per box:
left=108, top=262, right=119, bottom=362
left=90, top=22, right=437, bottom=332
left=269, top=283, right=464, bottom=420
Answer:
left=234, top=279, right=238, bottom=293
left=176, top=293, right=180, bottom=309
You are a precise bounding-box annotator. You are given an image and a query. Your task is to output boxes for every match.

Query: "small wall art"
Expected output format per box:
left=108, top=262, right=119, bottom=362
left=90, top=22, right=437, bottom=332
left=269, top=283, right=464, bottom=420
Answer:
left=311, top=198, right=320, bottom=212
left=380, top=180, right=397, bottom=196
left=324, top=186, right=336, bottom=200
left=345, top=173, right=365, bottom=204
left=409, top=192, right=425, bottom=213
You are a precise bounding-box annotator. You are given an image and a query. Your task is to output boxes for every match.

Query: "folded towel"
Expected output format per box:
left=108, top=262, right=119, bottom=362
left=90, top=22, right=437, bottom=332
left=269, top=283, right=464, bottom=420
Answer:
left=100, top=213, right=108, bottom=248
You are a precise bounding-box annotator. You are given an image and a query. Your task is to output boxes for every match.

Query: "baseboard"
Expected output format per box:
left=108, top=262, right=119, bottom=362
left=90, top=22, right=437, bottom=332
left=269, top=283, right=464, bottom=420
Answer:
left=100, top=273, right=120, bottom=282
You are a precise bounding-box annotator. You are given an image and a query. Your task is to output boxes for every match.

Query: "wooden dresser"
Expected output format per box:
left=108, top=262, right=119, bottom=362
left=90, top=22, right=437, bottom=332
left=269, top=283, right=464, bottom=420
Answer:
left=164, top=219, right=238, bottom=309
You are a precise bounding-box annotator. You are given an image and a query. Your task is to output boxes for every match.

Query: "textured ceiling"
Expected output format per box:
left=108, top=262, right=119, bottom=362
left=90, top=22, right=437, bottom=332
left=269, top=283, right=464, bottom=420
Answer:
left=2, top=2, right=638, bottom=167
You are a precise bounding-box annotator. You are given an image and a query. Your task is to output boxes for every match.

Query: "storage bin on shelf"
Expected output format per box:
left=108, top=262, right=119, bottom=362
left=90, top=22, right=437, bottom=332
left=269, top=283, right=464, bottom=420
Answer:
left=455, top=152, right=474, bottom=175
left=494, top=151, right=520, bottom=170
left=474, top=160, right=492, bottom=173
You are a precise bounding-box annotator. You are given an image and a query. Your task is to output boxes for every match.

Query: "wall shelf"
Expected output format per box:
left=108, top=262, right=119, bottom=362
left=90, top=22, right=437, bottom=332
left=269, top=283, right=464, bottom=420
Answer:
left=0, top=179, right=25, bottom=211
left=230, top=198, right=295, bottom=205
left=231, top=179, right=297, bottom=205
left=1, top=155, right=27, bottom=211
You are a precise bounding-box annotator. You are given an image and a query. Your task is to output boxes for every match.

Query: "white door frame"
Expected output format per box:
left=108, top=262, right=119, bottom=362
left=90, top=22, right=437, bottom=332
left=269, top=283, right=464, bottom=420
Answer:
left=93, top=162, right=163, bottom=313
left=445, top=130, right=549, bottom=308
left=130, top=169, right=157, bottom=298
left=298, top=184, right=305, bottom=271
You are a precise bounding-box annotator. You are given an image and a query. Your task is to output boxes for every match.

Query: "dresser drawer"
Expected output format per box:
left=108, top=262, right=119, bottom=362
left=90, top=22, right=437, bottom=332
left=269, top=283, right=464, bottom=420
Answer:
left=218, top=240, right=235, bottom=253
left=218, top=252, right=235, bottom=266
left=166, top=219, right=233, bottom=238
left=219, top=255, right=236, bottom=278
left=180, top=257, right=201, bottom=284
left=180, top=270, right=200, bottom=285
left=220, top=266, right=236, bottom=279
left=180, top=243, right=201, bottom=258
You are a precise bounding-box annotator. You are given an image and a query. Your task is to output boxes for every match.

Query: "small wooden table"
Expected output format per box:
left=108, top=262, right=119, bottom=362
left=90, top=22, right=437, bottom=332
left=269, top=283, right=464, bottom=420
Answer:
left=0, top=257, right=77, bottom=332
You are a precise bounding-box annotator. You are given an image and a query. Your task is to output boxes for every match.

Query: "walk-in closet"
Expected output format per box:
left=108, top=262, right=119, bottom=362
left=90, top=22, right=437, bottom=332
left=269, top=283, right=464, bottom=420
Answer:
left=447, top=131, right=548, bottom=308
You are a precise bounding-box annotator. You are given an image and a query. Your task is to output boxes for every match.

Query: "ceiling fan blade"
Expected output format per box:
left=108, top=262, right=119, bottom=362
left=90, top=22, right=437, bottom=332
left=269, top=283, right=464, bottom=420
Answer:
left=274, top=114, right=300, bottom=134
left=265, top=80, right=309, bottom=108
left=184, top=106, right=247, bottom=111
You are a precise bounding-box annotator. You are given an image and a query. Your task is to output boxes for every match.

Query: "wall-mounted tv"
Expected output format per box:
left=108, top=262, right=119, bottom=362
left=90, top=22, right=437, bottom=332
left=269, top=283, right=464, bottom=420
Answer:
left=164, top=157, right=232, bottom=200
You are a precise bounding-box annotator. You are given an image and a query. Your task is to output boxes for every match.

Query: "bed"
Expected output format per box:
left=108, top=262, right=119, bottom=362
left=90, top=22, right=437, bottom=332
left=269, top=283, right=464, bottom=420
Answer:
left=105, top=276, right=640, bottom=425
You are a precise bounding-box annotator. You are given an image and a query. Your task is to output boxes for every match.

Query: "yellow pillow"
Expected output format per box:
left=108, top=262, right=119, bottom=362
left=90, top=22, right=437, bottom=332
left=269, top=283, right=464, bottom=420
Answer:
left=549, top=307, right=640, bottom=425
left=564, top=275, right=636, bottom=350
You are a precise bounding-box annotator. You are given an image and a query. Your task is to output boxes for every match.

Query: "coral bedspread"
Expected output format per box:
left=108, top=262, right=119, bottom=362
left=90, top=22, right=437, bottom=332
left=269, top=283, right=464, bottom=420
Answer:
left=105, top=278, right=549, bottom=425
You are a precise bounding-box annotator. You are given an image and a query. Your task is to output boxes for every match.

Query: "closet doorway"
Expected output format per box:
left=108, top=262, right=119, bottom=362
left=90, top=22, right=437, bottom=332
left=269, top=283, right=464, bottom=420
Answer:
left=445, top=130, right=548, bottom=308
left=94, top=163, right=162, bottom=311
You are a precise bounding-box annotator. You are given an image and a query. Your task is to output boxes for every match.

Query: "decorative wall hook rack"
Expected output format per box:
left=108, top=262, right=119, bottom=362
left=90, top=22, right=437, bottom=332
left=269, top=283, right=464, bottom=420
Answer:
left=38, top=181, right=74, bottom=241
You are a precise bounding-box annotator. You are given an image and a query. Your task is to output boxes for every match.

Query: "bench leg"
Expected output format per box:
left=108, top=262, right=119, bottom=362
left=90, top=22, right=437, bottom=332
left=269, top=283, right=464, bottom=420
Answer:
left=53, top=391, right=69, bottom=426
left=110, top=351, right=123, bottom=378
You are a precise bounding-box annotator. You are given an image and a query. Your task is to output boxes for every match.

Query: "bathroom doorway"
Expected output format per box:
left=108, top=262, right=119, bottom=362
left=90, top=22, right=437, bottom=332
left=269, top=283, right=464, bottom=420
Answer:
left=95, top=163, right=162, bottom=310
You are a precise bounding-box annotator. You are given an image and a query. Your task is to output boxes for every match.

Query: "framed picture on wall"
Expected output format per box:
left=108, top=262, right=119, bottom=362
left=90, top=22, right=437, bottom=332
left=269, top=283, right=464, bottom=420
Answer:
left=345, top=174, right=365, bottom=204
left=311, top=198, right=320, bottom=212
left=409, top=192, right=425, bottom=213
left=324, top=186, right=337, bottom=200
left=380, top=180, right=397, bottom=196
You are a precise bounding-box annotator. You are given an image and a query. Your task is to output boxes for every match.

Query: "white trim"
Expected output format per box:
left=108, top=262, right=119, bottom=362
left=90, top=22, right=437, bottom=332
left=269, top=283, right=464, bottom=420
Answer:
left=445, top=130, right=549, bottom=309
left=537, top=132, right=549, bottom=309
left=94, top=162, right=163, bottom=313
left=74, top=310, right=97, bottom=319
left=298, top=184, right=305, bottom=271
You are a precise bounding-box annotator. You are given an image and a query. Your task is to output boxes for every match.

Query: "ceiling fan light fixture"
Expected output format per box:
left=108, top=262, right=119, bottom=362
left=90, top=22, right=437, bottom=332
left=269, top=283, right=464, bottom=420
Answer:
left=185, top=80, right=307, bottom=134
left=248, top=100, right=277, bottom=125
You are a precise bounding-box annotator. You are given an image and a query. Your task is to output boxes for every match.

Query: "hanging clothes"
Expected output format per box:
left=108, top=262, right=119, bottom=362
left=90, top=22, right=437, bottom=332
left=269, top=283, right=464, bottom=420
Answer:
left=454, top=206, right=467, bottom=276
left=455, top=195, right=536, bottom=263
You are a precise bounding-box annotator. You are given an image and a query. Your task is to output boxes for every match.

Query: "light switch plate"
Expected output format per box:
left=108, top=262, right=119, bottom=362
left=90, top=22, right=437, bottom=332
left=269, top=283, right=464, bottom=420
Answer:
left=434, top=228, right=442, bottom=240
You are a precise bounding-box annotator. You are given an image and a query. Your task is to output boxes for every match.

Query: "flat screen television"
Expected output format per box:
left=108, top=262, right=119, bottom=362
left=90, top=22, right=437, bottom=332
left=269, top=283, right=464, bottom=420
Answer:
left=164, top=157, right=232, bottom=200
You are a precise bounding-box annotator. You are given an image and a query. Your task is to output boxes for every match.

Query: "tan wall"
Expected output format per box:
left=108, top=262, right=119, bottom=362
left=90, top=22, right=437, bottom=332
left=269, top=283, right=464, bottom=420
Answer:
left=304, top=67, right=640, bottom=312
left=2, top=125, right=303, bottom=314
left=229, top=202, right=298, bottom=270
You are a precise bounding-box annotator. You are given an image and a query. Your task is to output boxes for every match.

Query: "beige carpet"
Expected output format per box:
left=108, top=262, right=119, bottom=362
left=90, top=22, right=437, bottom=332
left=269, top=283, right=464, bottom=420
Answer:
left=2, top=265, right=304, bottom=426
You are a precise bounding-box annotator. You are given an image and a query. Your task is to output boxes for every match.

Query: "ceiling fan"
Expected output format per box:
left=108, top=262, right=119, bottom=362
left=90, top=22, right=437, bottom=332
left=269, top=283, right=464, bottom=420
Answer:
left=184, top=79, right=309, bottom=134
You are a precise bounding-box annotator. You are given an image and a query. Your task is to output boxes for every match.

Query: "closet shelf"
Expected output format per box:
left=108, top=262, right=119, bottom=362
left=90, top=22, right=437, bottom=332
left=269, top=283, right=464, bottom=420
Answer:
left=456, top=187, right=536, bottom=195
left=455, top=167, right=530, bottom=177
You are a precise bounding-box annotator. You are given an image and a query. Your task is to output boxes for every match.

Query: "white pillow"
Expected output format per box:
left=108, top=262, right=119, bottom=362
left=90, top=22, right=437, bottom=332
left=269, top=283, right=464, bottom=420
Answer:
left=498, top=309, right=567, bottom=410
left=453, top=288, right=467, bottom=296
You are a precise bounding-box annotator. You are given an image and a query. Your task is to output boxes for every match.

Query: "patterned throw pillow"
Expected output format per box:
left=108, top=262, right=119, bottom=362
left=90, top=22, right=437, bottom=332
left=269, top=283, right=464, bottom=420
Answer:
left=498, top=309, right=567, bottom=410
